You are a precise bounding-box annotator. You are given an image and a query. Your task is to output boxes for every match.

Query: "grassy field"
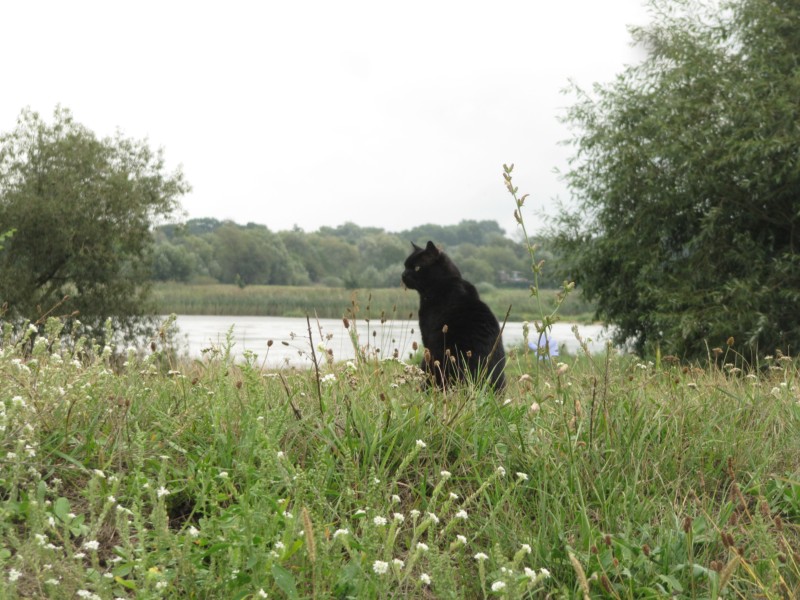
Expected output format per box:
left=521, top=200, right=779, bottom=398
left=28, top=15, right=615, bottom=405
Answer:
left=1, top=318, right=798, bottom=598
left=151, top=283, right=598, bottom=323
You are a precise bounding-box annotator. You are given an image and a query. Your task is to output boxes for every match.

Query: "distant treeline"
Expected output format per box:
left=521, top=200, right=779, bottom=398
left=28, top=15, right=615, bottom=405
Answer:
left=152, top=218, right=566, bottom=289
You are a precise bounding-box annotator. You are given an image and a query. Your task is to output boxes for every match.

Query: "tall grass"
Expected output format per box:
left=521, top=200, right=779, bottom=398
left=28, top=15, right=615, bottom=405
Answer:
left=151, top=283, right=596, bottom=322
left=0, top=317, right=798, bottom=598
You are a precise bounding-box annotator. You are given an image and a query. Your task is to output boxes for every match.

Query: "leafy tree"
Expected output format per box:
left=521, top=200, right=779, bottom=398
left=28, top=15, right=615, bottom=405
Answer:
left=0, top=107, right=188, bottom=338
left=555, top=0, right=800, bottom=359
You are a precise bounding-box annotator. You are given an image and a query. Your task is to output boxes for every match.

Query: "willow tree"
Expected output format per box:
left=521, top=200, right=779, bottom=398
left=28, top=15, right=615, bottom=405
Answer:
left=0, top=107, right=189, bottom=340
left=556, top=0, right=800, bottom=359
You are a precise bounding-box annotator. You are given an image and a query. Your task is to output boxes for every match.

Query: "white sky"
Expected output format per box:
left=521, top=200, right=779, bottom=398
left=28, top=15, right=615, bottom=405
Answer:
left=1, top=1, right=649, bottom=237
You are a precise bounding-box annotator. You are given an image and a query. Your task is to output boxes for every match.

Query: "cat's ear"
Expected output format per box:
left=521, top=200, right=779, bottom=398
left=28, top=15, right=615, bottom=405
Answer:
left=425, top=241, right=439, bottom=255
left=411, top=241, right=422, bottom=251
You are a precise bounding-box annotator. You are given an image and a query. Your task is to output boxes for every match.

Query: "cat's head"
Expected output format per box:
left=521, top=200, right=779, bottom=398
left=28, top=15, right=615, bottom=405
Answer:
left=401, top=241, right=461, bottom=291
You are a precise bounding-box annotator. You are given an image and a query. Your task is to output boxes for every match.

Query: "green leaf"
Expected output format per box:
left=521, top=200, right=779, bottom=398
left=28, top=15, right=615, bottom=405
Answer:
left=271, top=564, right=299, bottom=600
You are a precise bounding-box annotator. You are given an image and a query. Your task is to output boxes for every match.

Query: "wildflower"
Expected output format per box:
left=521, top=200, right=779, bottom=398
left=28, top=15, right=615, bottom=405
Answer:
left=156, top=581, right=167, bottom=590
left=503, top=398, right=513, bottom=406
left=393, top=512, right=405, bottom=523
left=391, top=494, right=401, bottom=504
left=372, top=560, right=389, bottom=575
left=45, top=578, right=60, bottom=586
left=771, top=387, right=781, bottom=398
left=320, top=373, right=336, bottom=385
left=219, top=471, right=229, bottom=479
left=258, top=589, right=268, bottom=598
left=373, top=477, right=381, bottom=484
left=496, top=466, right=506, bottom=477
left=524, top=567, right=537, bottom=579
left=474, top=552, right=489, bottom=561
left=346, top=361, right=357, bottom=371
left=274, top=541, right=285, bottom=550
left=457, top=534, right=467, bottom=545
left=354, top=509, right=367, bottom=517
left=449, top=492, right=459, bottom=500
left=521, top=543, right=532, bottom=554
left=392, top=558, right=405, bottom=569
left=35, top=533, right=47, bottom=546
left=333, top=528, right=349, bottom=539
left=440, top=470, right=452, bottom=479
left=427, top=512, right=440, bottom=524
left=417, top=542, right=429, bottom=552
left=277, top=451, right=285, bottom=459
left=107, top=496, right=116, bottom=504
left=8, top=568, right=22, bottom=582
left=529, top=402, right=540, bottom=414
left=73, top=552, right=86, bottom=559
left=156, top=486, right=170, bottom=498
left=420, top=573, right=432, bottom=585
left=93, top=469, right=106, bottom=478
left=76, top=591, right=101, bottom=600
left=187, top=526, right=200, bottom=538
left=373, top=516, right=388, bottom=527
left=540, top=568, right=551, bottom=578
left=455, top=509, right=468, bottom=520
left=491, top=581, right=506, bottom=591
left=516, top=472, right=529, bottom=482
left=556, top=362, right=569, bottom=375
left=283, top=511, right=294, bottom=519
left=83, top=540, right=100, bottom=551
left=410, top=509, right=421, bottom=519
left=416, top=439, right=427, bottom=449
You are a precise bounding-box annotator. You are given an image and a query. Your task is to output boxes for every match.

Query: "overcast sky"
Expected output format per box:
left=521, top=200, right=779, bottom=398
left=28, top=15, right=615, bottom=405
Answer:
left=2, top=1, right=649, bottom=237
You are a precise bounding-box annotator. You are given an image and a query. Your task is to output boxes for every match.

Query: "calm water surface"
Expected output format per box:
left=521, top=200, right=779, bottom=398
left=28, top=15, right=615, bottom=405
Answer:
left=168, top=315, right=611, bottom=368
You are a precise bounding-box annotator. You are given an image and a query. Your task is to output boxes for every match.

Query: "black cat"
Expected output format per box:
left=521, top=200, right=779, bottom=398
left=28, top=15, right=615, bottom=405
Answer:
left=402, top=241, right=506, bottom=391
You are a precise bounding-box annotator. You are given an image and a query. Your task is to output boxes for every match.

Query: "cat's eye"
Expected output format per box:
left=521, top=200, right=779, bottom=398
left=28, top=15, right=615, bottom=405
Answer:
left=414, top=266, right=421, bottom=272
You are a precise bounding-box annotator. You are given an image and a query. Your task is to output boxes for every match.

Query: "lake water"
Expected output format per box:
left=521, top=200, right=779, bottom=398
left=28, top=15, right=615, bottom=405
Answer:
left=167, top=315, right=611, bottom=368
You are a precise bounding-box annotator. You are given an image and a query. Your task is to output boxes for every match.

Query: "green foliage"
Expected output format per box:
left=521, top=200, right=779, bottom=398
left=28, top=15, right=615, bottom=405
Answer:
left=555, top=0, right=800, bottom=359
left=1, top=319, right=798, bottom=597
left=154, top=218, right=567, bottom=289
left=0, top=107, right=188, bottom=339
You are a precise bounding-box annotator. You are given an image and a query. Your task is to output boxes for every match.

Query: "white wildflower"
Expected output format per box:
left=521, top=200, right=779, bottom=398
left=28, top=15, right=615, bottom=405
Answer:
left=187, top=526, right=200, bottom=538
left=391, top=494, right=401, bottom=504
left=496, top=466, right=506, bottom=477
left=372, top=560, right=389, bottom=575
left=83, top=540, right=100, bottom=551
left=393, top=512, right=405, bottom=523
left=156, top=486, right=170, bottom=498
left=420, top=573, right=431, bottom=585
left=392, top=558, right=404, bottom=569
left=455, top=510, right=468, bottom=520
left=456, top=534, right=467, bottom=545
left=426, top=512, right=440, bottom=524
left=516, top=472, right=529, bottom=482
left=491, top=580, right=507, bottom=592
left=474, top=552, right=489, bottom=561
left=416, top=542, right=429, bottom=552
left=416, top=439, right=427, bottom=449
left=8, top=568, right=22, bottom=582
left=373, top=516, right=388, bottom=527
left=333, top=528, right=349, bottom=539
left=521, top=543, right=532, bottom=554
left=440, top=470, right=452, bottom=479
